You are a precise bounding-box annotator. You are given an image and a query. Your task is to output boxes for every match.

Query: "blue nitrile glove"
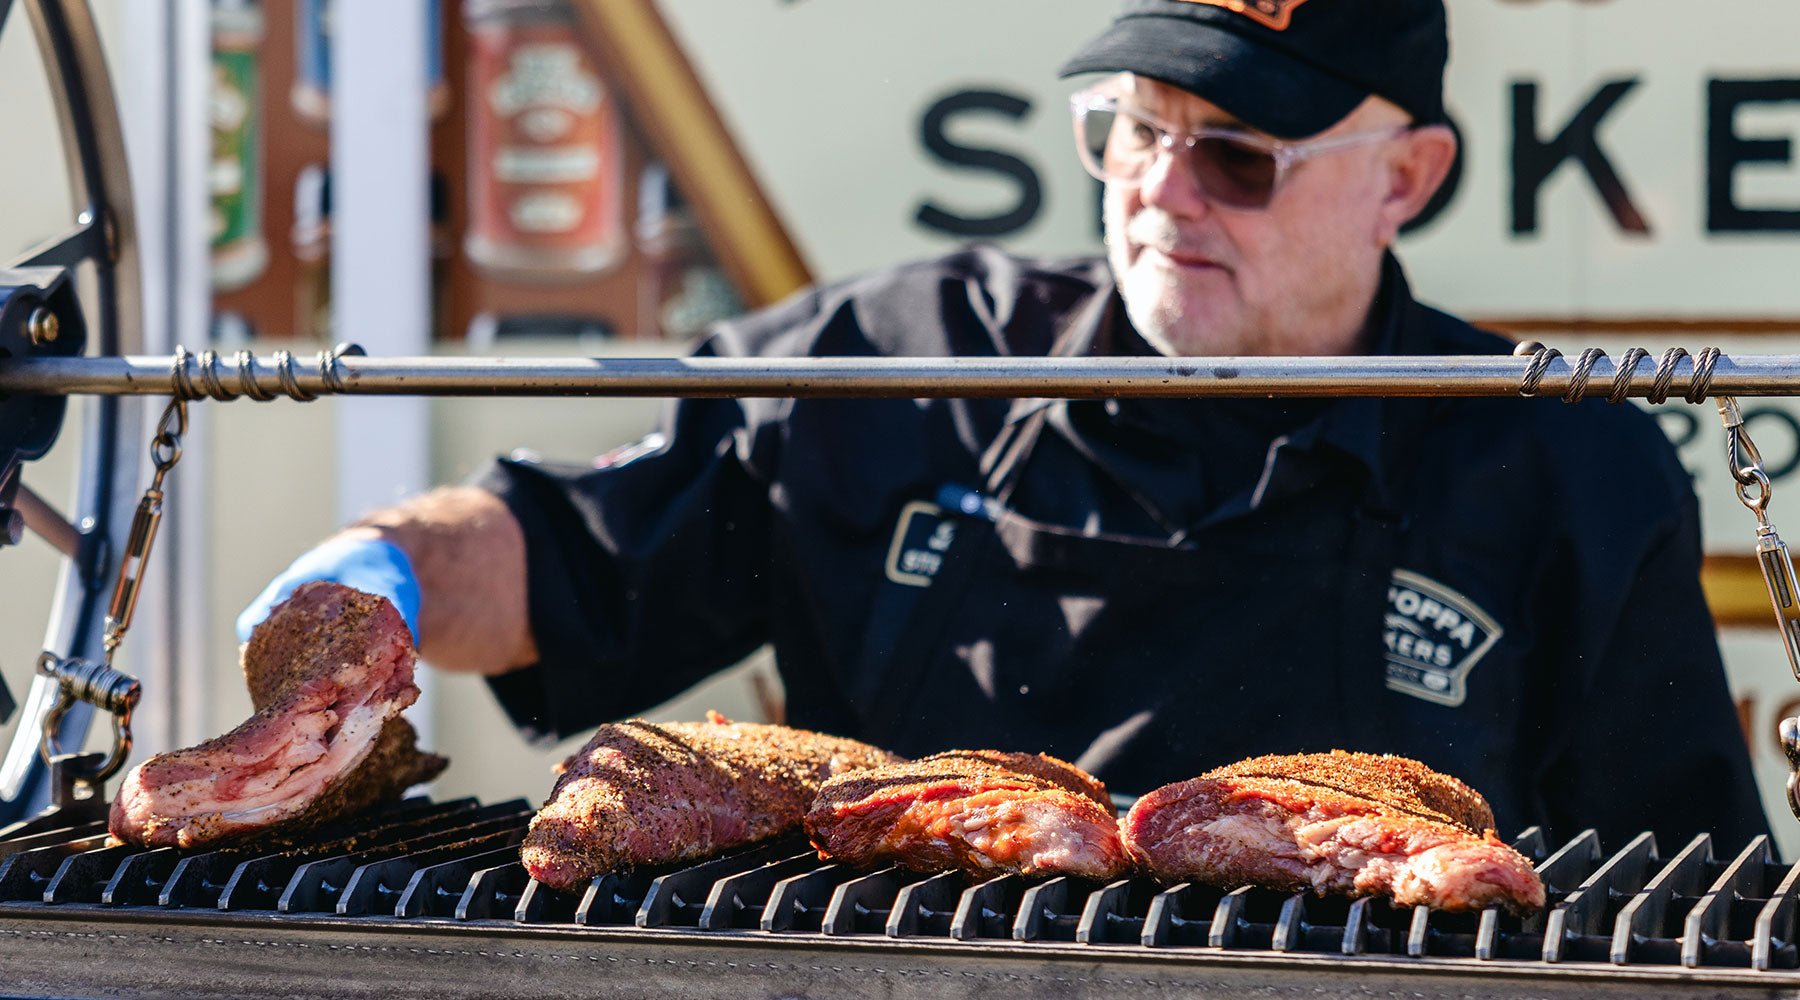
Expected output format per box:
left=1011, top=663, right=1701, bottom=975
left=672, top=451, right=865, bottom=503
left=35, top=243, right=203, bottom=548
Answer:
left=236, top=536, right=422, bottom=644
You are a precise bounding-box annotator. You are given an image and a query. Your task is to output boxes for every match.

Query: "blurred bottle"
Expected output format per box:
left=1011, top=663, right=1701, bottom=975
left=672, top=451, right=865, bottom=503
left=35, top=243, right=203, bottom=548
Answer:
left=210, top=0, right=268, bottom=292
left=462, top=0, right=625, bottom=283
left=291, top=164, right=331, bottom=341
left=635, top=164, right=741, bottom=342
left=294, top=0, right=450, bottom=126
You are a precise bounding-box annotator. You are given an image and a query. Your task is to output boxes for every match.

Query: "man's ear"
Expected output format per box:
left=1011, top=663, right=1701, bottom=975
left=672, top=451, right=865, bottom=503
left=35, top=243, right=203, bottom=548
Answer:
left=1376, top=124, right=1457, bottom=245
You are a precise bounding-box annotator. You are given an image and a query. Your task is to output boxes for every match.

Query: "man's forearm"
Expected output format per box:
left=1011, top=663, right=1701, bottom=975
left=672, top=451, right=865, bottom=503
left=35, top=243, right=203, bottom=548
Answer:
left=338, top=486, right=538, bottom=675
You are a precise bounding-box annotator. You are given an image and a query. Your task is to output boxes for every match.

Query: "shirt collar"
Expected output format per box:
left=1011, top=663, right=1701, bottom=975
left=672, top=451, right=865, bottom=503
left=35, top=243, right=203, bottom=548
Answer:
left=1068, top=250, right=1431, bottom=517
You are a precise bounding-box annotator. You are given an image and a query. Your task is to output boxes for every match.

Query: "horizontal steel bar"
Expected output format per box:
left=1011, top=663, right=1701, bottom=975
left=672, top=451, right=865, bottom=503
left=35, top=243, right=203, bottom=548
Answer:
left=2, top=907, right=1797, bottom=1000
left=1, top=352, right=1799, bottom=399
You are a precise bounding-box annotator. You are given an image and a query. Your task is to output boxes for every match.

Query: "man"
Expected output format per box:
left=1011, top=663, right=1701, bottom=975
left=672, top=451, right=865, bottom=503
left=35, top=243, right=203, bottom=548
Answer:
left=244, top=0, right=1771, bottom=849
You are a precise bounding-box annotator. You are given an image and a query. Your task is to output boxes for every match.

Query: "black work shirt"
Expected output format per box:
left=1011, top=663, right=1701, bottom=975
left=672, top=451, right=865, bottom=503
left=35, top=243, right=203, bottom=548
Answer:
left=480, top=245, right=1771, bottom=852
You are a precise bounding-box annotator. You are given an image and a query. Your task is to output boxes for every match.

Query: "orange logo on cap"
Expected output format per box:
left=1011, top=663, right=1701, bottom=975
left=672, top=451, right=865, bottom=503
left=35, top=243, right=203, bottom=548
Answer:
left=1176, top=0, right=1313, bottom=31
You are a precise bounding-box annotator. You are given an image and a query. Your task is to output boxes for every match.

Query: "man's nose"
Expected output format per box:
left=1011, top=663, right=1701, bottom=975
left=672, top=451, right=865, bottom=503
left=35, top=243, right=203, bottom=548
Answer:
left=1137, top=145, right=1210, bottom=217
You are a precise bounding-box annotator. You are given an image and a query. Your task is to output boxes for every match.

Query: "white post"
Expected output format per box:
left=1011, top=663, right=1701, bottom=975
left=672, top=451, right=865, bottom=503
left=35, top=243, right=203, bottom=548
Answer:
left=116, top=0, right=215, bottom=754
left=331, top=0, right=435, bottom=751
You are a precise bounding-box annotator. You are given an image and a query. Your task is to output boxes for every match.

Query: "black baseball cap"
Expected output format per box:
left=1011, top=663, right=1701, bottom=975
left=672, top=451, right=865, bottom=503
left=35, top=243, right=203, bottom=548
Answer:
left=1060, top=0, right=1448, bottom=139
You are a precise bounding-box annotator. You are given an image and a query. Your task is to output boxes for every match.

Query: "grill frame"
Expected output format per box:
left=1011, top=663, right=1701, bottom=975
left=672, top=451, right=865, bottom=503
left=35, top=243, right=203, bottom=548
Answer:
left=7, top=799, right=1800, bottom=1000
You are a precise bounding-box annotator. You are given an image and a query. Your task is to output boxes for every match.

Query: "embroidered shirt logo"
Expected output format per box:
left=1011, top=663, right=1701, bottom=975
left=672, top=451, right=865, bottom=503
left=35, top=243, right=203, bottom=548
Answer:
left=1383, top=569, right=1503, bottom=707
left=1176, top=0, right=1314, bottom=31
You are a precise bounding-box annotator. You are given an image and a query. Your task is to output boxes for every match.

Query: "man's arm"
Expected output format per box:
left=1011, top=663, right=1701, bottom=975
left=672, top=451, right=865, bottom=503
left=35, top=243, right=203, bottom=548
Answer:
left=339, top=485, right=537, bottom=675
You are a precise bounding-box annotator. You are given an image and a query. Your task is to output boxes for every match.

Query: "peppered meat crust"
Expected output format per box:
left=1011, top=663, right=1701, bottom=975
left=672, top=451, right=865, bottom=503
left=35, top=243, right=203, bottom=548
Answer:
left=520, top=714, right=901, bottom=891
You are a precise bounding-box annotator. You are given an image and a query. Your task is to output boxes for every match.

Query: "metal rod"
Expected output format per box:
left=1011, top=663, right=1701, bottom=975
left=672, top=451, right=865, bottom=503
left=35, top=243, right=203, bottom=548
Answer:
left=14, top=483, right=81, bottom=559
left=2, top=352, right=1800, bottom=399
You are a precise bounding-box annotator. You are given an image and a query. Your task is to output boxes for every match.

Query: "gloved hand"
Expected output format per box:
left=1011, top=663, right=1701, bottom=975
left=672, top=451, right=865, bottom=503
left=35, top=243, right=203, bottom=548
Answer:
left=236, top=536, right=422, bottom=644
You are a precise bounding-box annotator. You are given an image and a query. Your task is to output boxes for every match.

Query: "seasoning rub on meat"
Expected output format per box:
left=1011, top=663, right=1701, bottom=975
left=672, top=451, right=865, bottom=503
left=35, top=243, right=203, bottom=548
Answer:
left=806, top=750, right=1131, bottom=879
left=1122, top=750, right=1545, bottom=913
left=110, top=582, right=447, bottom=848
left=521, top=714, right=901, bottom=891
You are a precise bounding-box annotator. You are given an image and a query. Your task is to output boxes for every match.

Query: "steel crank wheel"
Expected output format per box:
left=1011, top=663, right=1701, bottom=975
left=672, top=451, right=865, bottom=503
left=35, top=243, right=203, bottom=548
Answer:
left=0, top=0, right=143, bottom=825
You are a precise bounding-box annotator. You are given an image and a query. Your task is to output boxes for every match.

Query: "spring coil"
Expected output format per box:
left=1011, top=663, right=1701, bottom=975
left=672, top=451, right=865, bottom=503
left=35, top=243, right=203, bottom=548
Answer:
left=1514, top=343, right=1721, bottom=404
left=170, top=342, right=366, bottom=402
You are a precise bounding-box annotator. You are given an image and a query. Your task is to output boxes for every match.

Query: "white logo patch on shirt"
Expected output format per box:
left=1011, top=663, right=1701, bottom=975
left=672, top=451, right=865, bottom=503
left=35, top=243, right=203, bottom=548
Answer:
left=885, top=501, right=957, bottom=587
left=1383, top=569, right=1503, bottom=707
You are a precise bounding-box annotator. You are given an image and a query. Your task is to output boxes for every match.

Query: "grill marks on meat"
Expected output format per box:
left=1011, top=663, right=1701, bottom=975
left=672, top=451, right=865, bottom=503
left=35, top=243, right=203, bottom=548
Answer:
left=520, top=714, right=901, bottom=891
left=1123, top=751, right=1544, bottom=914
left=109, top=582, right=446, bottom=848
left=806, top=750, right=1130, bottom=880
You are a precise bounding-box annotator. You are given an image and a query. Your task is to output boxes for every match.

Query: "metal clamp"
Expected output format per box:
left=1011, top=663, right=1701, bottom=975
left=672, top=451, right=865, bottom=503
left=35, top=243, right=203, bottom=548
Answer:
left=1513, top=343, right=1721, bottom=404
left=170, top=341, right=364, bottom=402
left=37, top=652, right=140, bottom=785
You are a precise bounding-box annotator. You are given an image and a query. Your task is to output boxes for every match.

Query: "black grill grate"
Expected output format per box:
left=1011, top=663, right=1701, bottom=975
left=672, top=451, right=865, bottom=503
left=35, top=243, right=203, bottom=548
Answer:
left=2, top=800, right=1798, bottom=972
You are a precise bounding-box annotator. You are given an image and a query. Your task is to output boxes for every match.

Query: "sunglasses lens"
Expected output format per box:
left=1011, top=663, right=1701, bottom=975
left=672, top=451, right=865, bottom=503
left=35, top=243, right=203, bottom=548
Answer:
left=1078, top=107, right=1156, bottom=181
left=1190, top=136, right=1278, bottom=209
left=1074, top=105, right=1282, bottom=209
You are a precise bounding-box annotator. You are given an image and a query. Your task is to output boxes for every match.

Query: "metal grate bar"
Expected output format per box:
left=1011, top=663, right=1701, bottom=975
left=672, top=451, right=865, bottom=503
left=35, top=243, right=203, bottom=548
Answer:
left=0, top=820, right=106, bottom=860
left=695, top=851, right=818, bottom=931
left=820, top=866, right=905, bottom=936
left=207, top=797, right=490, bottom=910
left=885, top=869, right=962, bottom=938
left=1611, top=834, right=1716, bottom=965
left=1208, top=886, right=1256, bottom=948
left=1544, top=832, right=1660, bottom=963
left=1341, top=896, right=1400, bottom=956
left=1683, top=835, right=1776, bottom=969
left=1013, top=876, right=1096, bottom=942
left=277, top=805, right=531, bottom=914
left=637, top=841, right=811, bottom=929
left=160, top=849, right=256, bottom=908
left=513, top=873, right=576, bottom=924
left=571, top=867, right=659, bottom=926
left=394, top=844, right=522, bottom=918
left=1142, top=882, right=1220, bottom=948
left=99, top=846, right=179, bottom=905
left=759, top=863, right=858, bottom=933
left=455, top=861, right=527, bottom=921
left=41, top=843, right=137, bottom=904
left=949, top=874, right=1026, bottom=941
left=337, top=825, right=528, bottom=916
left=1076, top=877, right=1155, bottom=945
left=1752, top=857, right=1800, bottom=970
left=1271, top=893, right=1308, bottom=952
left=0, top=833, right=110, bottom=901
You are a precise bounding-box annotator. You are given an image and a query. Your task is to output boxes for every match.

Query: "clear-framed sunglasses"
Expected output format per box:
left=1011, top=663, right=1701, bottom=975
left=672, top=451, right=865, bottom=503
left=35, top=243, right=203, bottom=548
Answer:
left=1069, top=87, right=1409, bottom=211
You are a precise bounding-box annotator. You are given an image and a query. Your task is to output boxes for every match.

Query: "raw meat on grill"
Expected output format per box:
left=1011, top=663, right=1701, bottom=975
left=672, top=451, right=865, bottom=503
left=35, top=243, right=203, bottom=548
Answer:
left=805, top=749, right=1130, bottom=879
left=521, top=713, right=902, bottom=891
left=109, top=582, right=447, bottom=848
left=1122, top=750, right=1545, bottom=913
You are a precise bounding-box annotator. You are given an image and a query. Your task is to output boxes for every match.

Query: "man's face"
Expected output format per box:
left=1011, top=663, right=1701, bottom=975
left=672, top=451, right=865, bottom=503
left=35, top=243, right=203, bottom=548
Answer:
left=1102, top=76, right=1408, bottom=357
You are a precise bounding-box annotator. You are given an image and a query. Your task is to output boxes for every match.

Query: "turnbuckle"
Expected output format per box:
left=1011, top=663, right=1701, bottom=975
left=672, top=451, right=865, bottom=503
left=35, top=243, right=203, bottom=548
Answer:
left=36, top=395, right=185, bottom=788
left=1717, top=397, right=1800, bottom=682
left=1717, top=396, right=1800, bottom=819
